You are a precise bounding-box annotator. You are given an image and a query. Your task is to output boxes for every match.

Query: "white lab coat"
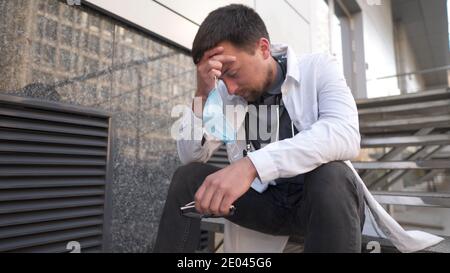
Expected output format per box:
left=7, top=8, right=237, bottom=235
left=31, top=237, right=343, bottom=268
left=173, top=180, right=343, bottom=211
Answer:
left=175, top=44, right=443, bottom=252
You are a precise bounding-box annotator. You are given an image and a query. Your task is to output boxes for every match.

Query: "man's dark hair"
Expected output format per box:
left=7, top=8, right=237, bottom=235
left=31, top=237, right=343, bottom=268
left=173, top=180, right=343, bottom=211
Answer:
left=191, top=4, right=270, bottom=64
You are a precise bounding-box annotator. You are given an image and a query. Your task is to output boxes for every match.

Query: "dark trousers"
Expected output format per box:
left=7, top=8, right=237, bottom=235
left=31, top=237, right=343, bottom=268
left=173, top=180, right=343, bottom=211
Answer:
left=153, top=161, right=365, bottom=253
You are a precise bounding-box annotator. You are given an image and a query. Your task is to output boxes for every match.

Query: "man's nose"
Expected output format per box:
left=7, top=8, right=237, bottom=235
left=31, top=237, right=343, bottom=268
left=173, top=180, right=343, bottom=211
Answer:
left=222, top=79, right=239, bottom=95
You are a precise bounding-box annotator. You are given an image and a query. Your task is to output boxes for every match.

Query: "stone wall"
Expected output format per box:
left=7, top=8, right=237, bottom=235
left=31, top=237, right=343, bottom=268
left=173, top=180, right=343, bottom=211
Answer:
left=0, top=0, right=196, bottom=252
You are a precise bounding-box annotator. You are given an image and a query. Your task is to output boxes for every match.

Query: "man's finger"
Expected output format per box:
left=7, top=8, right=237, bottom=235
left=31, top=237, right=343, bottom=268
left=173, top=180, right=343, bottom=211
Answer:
left=209, top=189, right=225, bottom=216
left=211, top=54, right=236, bottom=64
left=203, top=46, right=224, bottom=61
left=199, top=184, right=215, bottom=215
left=220, top=194, right=235, bottom=216
left=195, top=177, right=215, bottom=214
left=207, top=59, right=223, bottom=71
left=208, top=69, right=221, bottom=80
left=194, top=184, right=206, bottom=213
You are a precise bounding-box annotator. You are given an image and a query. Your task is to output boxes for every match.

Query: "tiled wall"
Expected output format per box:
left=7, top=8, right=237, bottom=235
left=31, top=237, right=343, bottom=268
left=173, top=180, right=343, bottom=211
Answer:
left=0, top=0, right=196, bottom=252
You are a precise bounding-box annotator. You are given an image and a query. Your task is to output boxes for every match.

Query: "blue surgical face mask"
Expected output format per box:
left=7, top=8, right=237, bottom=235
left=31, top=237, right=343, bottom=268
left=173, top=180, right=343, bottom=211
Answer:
left=203, top=82, right=237, bottom=144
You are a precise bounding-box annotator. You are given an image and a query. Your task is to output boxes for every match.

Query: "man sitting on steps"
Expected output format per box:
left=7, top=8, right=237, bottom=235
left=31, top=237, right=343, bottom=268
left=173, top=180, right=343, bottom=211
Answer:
left=154, top=4, right=366, bottom=253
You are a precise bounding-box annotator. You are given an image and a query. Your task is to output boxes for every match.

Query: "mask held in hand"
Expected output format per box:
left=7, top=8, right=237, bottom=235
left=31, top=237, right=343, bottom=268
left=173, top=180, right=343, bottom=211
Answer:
left=202, top=82, right=237, bottom=143
left=202, top=80, right=242, bottom=162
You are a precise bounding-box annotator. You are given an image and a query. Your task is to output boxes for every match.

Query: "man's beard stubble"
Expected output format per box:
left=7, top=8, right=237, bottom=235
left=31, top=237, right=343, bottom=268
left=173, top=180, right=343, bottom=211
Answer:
left=244, top=64, right=274, bottom=103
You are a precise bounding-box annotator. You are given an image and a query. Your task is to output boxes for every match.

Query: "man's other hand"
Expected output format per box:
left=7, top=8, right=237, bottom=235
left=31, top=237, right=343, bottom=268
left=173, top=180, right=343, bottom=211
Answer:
left=194, top=157, right=257, bottom=216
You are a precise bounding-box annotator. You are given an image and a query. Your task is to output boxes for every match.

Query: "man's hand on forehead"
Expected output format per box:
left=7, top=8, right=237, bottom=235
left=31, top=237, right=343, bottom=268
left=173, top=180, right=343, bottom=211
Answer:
left=203, top=47, right=236, bottom=77
left=195, top=46, right=236, bottom=98
left=203, top=46, right=236, bottom=61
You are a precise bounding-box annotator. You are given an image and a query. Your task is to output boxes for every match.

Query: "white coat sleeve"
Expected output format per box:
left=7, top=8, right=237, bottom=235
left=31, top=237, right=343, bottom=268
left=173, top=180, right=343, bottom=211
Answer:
left=176, top=105, right=223, bottom=165
left=247, top=54, right=361, bottom=182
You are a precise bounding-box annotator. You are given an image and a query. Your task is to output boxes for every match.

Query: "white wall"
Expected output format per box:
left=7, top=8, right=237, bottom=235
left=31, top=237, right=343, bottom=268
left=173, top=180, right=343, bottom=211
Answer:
left=85, top=0, right=402, bottom=99
left=85, top=0, right=314, bottom=55
left=395, top=23, right=426, bottom=93
left=157, top=0, right=314, bottom=54
left=255, top=0, right=311, bottom=54
left=85, top=0, right=198, bottom=50
left=357, top=0, right=400, bottom=98
left=156, top=0, right=253, bottom=25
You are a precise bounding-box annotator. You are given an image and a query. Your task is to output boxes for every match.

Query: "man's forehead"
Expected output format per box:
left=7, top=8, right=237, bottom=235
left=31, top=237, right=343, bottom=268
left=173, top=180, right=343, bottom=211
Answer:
left=217, top=41, right=251, bottom=57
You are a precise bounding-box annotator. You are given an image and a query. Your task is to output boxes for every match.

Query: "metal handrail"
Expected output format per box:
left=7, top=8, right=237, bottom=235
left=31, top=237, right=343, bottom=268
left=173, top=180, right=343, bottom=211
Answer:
left=366, top=65, right=450, bottom=81
left=372, top=191, right=450, bottom=208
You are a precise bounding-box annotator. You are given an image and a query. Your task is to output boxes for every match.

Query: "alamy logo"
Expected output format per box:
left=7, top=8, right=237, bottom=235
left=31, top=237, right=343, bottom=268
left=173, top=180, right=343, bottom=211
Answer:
left=366, top=241, right=381, bottom=253
left=66, top=241, right=81, bottom=253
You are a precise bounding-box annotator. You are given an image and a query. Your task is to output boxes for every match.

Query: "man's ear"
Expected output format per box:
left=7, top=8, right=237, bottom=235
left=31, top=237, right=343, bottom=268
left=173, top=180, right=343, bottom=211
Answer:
left=258, top=38, right=271, bottom=60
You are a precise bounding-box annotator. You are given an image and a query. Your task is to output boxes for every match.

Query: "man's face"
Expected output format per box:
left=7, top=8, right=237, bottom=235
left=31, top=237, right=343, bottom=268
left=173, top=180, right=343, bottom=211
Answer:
left=217, top=40, right=274, bottom=102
